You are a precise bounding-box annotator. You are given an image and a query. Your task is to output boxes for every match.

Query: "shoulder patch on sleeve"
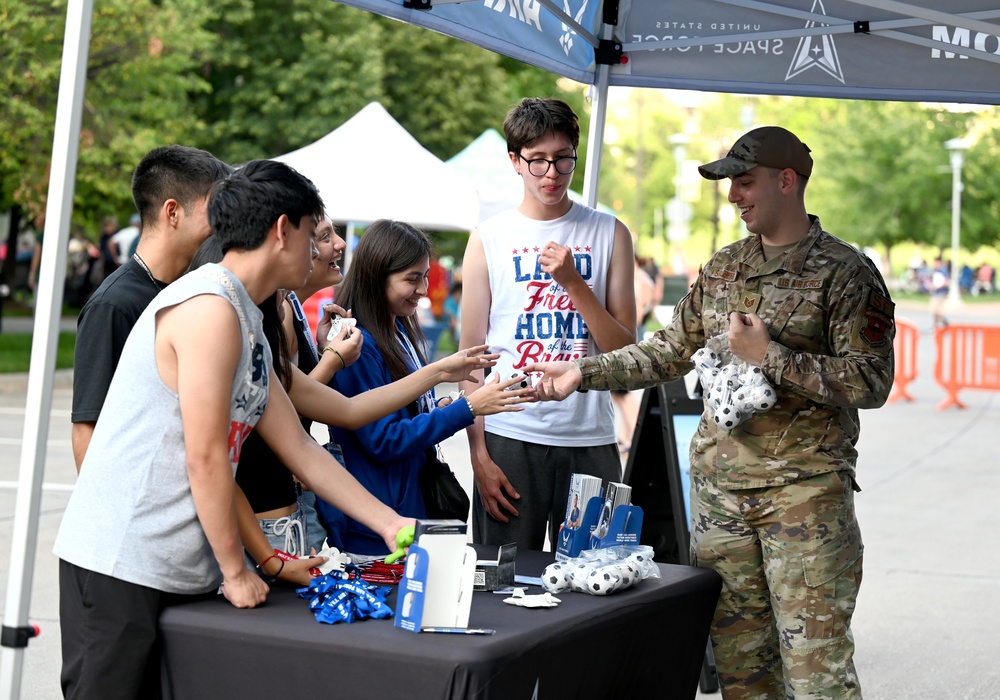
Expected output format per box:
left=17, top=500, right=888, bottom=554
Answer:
left=853, top=285, right=894, bottom=349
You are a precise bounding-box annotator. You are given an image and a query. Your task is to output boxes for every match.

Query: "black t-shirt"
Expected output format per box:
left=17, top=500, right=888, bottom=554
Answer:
left=235, top=431, right=298, bottom=513
left=71, top=259, right=161, bottom=423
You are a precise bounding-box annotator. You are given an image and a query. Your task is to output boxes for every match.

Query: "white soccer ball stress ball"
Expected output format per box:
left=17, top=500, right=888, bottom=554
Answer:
left=692, top=345, right=776, bottom=431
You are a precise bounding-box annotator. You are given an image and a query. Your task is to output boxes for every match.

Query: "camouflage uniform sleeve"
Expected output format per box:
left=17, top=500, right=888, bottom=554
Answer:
left=759, top=262, right=895, bottom=409
left=576, top=275, right=706, bottom=391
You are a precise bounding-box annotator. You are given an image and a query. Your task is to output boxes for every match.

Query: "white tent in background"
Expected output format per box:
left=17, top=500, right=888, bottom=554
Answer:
left=446, top=128, right=523, bottom=223
left=274, top=101, right=479, bottom=231
left=446, top=128, right=616, bottom=222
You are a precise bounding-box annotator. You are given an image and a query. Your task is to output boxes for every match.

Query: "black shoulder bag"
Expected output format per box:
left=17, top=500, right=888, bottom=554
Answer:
left=407, top=401, right=470, bottom=522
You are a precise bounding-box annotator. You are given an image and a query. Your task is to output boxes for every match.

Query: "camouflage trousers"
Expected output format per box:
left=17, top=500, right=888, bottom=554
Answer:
left=690, top=469, right=863, bottom=700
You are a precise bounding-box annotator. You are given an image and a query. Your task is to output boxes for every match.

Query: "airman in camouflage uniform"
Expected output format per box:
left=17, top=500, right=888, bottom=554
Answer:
left=529, top=126, right=894, bottom=699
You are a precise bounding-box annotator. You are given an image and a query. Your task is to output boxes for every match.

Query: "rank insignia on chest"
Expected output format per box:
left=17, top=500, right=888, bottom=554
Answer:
left=741, top=294, right=759, bottom=311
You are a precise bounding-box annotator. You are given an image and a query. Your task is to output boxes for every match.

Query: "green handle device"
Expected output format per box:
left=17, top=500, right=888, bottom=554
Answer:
left=384, top=525, right=415, bottom=564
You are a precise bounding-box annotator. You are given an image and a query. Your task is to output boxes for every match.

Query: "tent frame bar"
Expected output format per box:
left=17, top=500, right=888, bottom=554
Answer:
left=0, top=1, right=94, bottom=698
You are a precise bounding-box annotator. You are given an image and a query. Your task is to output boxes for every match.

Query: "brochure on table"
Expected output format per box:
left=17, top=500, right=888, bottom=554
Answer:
left=395, top=520, right=477, bottom=633
left=556, top=486, right=644, bottom=559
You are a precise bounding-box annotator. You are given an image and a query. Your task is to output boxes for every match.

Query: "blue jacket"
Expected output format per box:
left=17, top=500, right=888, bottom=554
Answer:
left=316, top=324, right=474, bottom=555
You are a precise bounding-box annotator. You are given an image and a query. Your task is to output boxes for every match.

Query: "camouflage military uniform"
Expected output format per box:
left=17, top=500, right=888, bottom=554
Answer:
left=577, top=216, right=894, bottom=700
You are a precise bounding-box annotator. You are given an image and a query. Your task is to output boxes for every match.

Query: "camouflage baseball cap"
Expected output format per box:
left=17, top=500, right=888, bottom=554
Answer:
left=698, top=126, right=813, bottom=180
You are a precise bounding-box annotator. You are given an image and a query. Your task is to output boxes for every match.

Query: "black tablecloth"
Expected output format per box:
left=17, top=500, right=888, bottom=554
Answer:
left=159, top=547, right=721, bottom=700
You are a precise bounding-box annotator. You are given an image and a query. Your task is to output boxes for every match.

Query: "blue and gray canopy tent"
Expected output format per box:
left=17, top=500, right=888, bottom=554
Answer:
left=4, top=2, right=1000, bottom=697
left=326, top=0, right=1000, bottom=205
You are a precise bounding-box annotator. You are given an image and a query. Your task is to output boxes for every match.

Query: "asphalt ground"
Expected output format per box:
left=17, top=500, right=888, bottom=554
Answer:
left=1, top=300, right=998, bottom=699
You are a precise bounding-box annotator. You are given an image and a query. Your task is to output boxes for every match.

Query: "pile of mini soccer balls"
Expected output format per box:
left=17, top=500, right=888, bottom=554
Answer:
left=692, top=346, right=777, bottom=431
left=541, top=546, right=658, bottom=596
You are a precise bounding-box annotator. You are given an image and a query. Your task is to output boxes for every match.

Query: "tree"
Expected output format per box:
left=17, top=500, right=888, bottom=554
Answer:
left=194, top=0, right=385, bottom=164
left=1, top=0, right=218, bottom=235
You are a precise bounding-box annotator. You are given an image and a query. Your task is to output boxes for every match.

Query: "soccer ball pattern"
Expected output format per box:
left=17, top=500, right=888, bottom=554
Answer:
left=692, top=341, right=776, bottom=432
left=542, top=546, right=657, bottom=596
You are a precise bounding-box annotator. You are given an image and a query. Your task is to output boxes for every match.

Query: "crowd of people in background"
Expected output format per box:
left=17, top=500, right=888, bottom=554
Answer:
left=902, top=256, right=996, bottom=297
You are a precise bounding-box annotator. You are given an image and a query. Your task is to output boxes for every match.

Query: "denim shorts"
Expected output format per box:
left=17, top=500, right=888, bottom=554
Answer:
left=258, top=507, right=308, bottom=557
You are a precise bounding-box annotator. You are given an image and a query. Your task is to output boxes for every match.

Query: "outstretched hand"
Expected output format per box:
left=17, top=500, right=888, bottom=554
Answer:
left=521, top=361, right=582, bottom=401
left=466, top=373, right=534, bottom=417
left=280, top=554, right=328, bottom=586
left=434, top=344, right=500, bottom=384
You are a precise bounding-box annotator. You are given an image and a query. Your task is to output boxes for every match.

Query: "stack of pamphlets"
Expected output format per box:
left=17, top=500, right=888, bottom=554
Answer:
left=564, top=474, right=603, bottom=530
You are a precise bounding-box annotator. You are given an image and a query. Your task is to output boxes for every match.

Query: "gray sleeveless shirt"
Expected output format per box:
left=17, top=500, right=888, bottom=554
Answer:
left=54, top=264, right=271, bottom=594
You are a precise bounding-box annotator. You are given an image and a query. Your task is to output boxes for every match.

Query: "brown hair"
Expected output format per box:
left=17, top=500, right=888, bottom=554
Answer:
left=336, top=220, right=432, bottom=382
left=503, top=98, right=580, bottom=155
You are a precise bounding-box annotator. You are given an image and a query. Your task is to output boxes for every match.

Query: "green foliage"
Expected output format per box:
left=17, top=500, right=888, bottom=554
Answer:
left=8, top=1, right=998, bottom=266
left=0, top=331, right=76, bottom=373
left=597, top=90, right=999, bottom=272
left=195, top=0, right=385, bottom=163
left=1, top=0, right=218, bottom=235
left=378, top=19, right=510, bottom=160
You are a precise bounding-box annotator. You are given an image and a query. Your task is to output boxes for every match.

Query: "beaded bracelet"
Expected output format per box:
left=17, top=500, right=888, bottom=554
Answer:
left=465, top=398, right=477, bottom=420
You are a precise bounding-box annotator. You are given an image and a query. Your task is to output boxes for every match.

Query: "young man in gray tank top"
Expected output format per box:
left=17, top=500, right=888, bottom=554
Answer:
left=55, top=160, right=416, bottom=700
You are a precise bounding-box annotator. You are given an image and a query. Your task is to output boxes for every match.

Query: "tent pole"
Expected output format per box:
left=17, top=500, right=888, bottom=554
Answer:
left=0, top=1, right=93, bottom=698
left=582, top=37, right=613, bottom=208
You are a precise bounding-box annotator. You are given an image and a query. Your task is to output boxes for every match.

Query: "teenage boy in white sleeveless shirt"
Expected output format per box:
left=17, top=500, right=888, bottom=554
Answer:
left=459, top=98, right=637, bottom=550
left=55, top=160, right=415, bottom=700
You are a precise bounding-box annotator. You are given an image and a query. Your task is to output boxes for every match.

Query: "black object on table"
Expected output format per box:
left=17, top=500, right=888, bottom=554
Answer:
left=159, top=545, right=720, bottom=700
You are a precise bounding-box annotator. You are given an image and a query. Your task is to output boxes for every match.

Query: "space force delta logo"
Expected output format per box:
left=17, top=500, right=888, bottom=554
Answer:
left=509, top=245, right=593, bottom=367
left=640, top=0, right=845, bottom=83
left=643, top=0, right=999, bottom=81
left=483, top=0, right=589, bottom=56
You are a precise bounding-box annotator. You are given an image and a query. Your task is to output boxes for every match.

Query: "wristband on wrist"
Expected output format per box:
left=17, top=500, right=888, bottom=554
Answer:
left=324, top=345, right=346, bottom=370
left=256, top=550, right=285, bottom=582
left=465, top=398, right=476, bottom=420
left=256, top=551, right=279, bottom=570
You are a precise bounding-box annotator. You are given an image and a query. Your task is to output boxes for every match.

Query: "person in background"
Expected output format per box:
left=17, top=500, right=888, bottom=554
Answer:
left=459, top=97, right=636, bottom=551
left=443, top=281, right=463, bottom=346
left=929, top=257, right=949, bottom=329
left=610, top=254, right=657, bottom=456
left=97, top=215, right=119, bottom=280
left=110, top=213, right=142, bottom=266
left=527, top=126, right=894, bottom=700
left=71, top=146, right=231, bottom=472
left=280, top=216, right=359, bottom=553
left=317, top=219, right=533, bottom=561
left=26, top=214, right=44, bottom=299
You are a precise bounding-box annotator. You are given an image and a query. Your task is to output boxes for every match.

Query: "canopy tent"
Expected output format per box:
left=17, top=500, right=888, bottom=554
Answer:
left=446, top=128, right=614, bottom=221
left=329, top=0, right=1000, bottom=204
left=274, top=101, right=480, bottom=231
left=6, top=2, right=1000, bottom=697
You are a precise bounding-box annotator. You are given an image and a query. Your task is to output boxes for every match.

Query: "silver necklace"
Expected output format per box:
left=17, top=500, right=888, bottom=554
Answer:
left=132, top=253, right=164, bottom=291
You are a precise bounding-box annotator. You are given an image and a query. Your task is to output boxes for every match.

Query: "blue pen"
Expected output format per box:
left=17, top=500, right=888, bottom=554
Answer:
left=422, top=627, right=496, bottom=635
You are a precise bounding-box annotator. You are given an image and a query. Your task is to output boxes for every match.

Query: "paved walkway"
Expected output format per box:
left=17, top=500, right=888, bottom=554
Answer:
left=1, top=303, right=999, bottom=698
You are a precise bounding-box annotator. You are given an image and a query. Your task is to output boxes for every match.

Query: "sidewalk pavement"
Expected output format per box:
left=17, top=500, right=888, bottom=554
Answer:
left=1, top=302, right=999, bottom=699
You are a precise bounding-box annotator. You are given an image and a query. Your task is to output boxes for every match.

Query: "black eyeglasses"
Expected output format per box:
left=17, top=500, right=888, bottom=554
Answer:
left=517, top=153, right=578, bottom=177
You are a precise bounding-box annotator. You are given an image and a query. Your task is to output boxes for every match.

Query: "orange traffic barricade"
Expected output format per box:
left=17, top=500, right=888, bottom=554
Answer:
left=888, top=318, right=919, bottom=403
left=934, top=324, right=1000, bottom=410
